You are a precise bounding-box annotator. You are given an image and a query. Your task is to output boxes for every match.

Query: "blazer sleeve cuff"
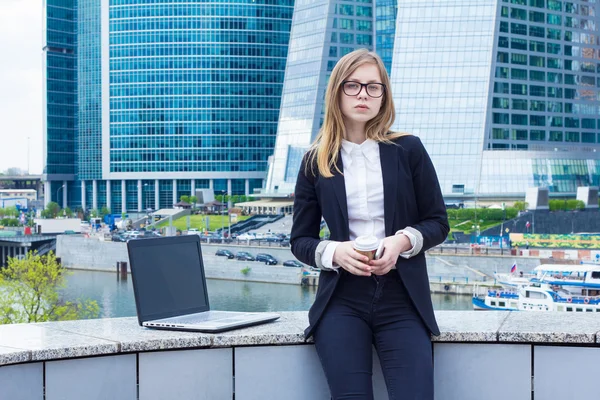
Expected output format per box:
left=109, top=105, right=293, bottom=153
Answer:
left=395, top=227, right=423, bottom=258
left=315, top=240, right=340, bottom=272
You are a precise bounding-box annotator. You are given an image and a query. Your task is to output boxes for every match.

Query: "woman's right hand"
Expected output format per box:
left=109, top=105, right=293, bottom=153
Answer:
left=332, top=241, right=372, bottom=276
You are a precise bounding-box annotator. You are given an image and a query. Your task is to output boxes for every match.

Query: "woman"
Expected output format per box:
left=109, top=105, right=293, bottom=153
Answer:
left=290, top=49, right=449, bottom=399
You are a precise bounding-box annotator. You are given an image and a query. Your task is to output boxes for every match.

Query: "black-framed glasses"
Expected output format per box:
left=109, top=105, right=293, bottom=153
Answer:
left=341, top=81, right=386, bottom=98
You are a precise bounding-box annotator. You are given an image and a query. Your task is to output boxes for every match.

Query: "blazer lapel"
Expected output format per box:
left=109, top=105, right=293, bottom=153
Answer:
left=379, top=142, right=398, bottom=237
left=331, top=153, right=349, bottom=239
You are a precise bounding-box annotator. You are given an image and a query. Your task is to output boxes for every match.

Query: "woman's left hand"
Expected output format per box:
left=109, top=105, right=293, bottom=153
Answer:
left=368, top=234, right=411, bottom=275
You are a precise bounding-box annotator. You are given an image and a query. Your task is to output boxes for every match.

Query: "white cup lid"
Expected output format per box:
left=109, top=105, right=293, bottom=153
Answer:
left=354, top=235, right=380, bottom=251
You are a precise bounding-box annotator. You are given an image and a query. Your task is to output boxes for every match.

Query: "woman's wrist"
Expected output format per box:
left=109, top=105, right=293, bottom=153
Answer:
left=392, top=233, right=411, bottom=253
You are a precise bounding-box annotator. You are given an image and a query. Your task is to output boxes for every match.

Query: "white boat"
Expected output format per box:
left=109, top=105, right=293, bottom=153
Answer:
left=493, top=271, right=534, bottom=289
left=473, top=263, right=600, bottom=312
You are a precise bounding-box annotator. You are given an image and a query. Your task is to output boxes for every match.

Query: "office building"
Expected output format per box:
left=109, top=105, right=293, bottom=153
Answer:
left=43, top=0, right=293, bottom=211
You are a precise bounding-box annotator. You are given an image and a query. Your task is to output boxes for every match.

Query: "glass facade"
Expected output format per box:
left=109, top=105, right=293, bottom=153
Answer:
left=108, top=0, right=293, bottom=174
left=44, top=0, right=78, bottom=204
left=391, top=0, right=498, bottom=195
left=78, top=0, right=103, bottom=180
left=376, top=0, right=397, bottom=73
left=390, top=0, right=599, bottom=197
left=266, top=0, right=374, bottom=193
left=490, top=0, right=600, bottom=152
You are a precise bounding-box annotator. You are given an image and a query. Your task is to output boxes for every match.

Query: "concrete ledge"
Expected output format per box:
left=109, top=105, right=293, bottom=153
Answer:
left=3, top=311, right=600, bottom=366
left=3, top=312, right=600, bottom=399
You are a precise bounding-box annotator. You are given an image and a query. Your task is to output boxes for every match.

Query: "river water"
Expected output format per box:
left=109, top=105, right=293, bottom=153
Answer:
left=62, top=270, right=473, bottom=319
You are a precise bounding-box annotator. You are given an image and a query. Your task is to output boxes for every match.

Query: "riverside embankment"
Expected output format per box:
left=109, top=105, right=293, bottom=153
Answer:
left=56, top=236, right=542, bottom=293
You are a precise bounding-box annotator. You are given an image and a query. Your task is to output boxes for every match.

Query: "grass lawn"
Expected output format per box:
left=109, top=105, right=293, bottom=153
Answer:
left=156, top=214, right=250, bottom=232
left=447, top=219, right=503, bottom=240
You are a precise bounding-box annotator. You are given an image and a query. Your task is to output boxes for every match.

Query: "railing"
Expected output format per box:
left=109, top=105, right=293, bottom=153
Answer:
left=216, top=214, right=285, bottom=236
left=429, top=245, right=517, bottom=256
left=36, top=240, right=57, bottom=256
left=200, top=237, right=290, bottom=247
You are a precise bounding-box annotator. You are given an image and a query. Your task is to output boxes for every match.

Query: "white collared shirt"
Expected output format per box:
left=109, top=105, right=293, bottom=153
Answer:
left=320, top=139, right=417, bottom=270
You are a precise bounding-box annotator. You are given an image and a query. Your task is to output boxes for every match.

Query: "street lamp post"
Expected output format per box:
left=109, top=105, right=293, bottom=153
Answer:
left=219, top=190, right=227, bottom=238
left=471, top=224, right=480, bottom=239
left=143, top=183, right=151, bottom=227
left=56, top=185, right=65, bottom=207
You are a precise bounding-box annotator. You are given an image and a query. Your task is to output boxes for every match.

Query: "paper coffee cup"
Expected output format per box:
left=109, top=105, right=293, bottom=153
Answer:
left=353, top=235, right=380, bottom=261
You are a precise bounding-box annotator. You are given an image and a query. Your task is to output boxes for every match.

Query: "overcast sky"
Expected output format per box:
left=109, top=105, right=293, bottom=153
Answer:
left=0, top=1, right=43, bottom=175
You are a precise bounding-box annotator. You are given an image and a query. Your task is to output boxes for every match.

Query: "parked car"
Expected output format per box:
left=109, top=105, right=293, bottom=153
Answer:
left=236, top=252, right=255, bottom=261
left=260, top=234, right=282, bottom=243
left=215, top=249, right=235, bottom=259
left=187, top=228, right=201, bottom=235
left=237, top=233, right=256, bottom=241
left=111, top=234, right=127, bottom=242
left=283, top=260, right=303, bottom=268
left=139, top=231, right=162, bottom=239
left=123, top=231, right=142, bottom=240
left=255, top=253, right=278, bottom=265
left=205, top=232, right=223, bottom=240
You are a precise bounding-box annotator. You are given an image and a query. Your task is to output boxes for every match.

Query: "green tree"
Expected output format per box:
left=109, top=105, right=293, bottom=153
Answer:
left=9, top=206, right=19, bottom=217
left=180, top=195, right=190, bottom=204
left=63, top=207, right=73, bottom=218
left=0, top=218, right=19, bottom=227
left=189, top=195, right=198, bottom=205
left=513, top=201, right=528, bottom=212
left=100, top=206, right=111, bottom=218
left=0, top=252, right=99, bottom=324
left=44, top=202, right=61, bottom=218
left=0, top=206, right=19, bottom=218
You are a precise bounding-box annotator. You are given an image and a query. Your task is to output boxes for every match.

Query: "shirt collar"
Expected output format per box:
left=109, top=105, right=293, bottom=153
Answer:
left=341, top=139, right=379, bottom=165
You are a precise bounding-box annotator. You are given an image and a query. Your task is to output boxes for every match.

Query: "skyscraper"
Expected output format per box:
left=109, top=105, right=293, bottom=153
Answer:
left=43, top=0, right=293, bottom=212
left=43, top=0, right=78, bottom=208
left=266, top=0, right=376, bottom=194
left=268, top=0, right=600, bottom=199
left=392, top=0, right=600, bottom=199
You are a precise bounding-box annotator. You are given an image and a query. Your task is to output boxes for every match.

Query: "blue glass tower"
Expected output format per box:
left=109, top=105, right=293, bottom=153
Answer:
left=266, top=0, right=376, bottom=194
left=44, top=0, right=293, bottom=212
left=43, top=0, right=78, bottom=208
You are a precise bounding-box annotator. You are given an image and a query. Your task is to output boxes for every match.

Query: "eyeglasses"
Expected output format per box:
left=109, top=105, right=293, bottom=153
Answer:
left=341, top=81, right=386, bottom=98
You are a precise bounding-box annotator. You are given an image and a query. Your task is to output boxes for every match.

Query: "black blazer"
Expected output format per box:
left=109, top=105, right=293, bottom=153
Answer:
left=291, top=135, right=449, bottom=339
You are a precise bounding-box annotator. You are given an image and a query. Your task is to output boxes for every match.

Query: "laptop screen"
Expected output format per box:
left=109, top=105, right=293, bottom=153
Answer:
left=127, top=235, right=210, bottom=323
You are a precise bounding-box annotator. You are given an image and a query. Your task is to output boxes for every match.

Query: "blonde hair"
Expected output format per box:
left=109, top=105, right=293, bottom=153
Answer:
left=308, top=49, right=408, bottom=178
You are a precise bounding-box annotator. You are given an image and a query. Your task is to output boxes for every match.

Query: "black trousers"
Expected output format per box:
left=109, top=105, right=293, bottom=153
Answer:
left=313, top=270, right=433, bottom=400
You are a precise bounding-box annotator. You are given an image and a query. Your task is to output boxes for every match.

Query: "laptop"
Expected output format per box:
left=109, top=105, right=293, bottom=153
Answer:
left=127, top=235, right=280, bottom=333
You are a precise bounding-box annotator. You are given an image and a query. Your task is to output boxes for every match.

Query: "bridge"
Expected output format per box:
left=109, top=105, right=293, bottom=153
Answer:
left=0, top=234, right=56, bottom=267
left=0, top=175, right=43, bottom=199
